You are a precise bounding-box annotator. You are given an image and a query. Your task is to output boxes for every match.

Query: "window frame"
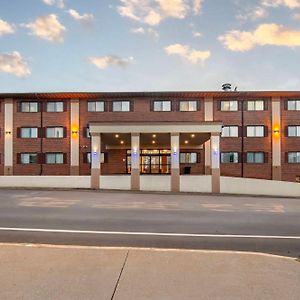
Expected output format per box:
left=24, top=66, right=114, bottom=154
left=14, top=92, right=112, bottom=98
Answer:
left=46, top=101, right=64, bottom=112
left=247, top=100, right=265, bottom=111
left=287, top=125, right=300, bottom=137
left=87, top=101, right=105, bottom=112
left=112, top=101, right=131, bottom=112
left=46, top=127, right=65, bottom=138
left=221, top=152, right=239, bottom=164
left=153, top=100, right=172, bottom=112
left=20, top=153, right=39, bottom=164
left=220, top=100, right=238, bottom=112
left=20, top=127, right=38, bottom=138
left=179, top=100, right=198, bottom=112
left=246, top=125, right=265, bottom=137
left=20, top=102, right=39, bottom=113
left=288, top=152, right=300, bottom=163
left=246, top=152, right=265, bottom=164
left=287, top=100, right=300, bottom=111
left=180, top=152, right=198, bottom=164
left=221, top=126, right=239, bottom=137
left=45, top=153, right=64, bottom=164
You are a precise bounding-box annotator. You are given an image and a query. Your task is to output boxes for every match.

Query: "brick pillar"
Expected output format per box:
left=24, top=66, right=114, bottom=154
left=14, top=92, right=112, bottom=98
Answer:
left=70, top=99, right=80, bottom=175
left=204, top=97, right=213, bottom=174
left=272, top=97, right=282, bottom=181
left=4, top=99, right=13, bottom=175
left=90, top=133, right=101, bottom=189
left=211, top=133, right=220, bottom=193
left=171, top=133, right=180, bottom=192
left=131, top=133, right=140, bottom=190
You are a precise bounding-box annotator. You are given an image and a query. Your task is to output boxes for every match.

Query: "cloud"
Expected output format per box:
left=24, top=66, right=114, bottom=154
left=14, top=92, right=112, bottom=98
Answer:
left=42, top=0, right=64, bottom=9
left=117, top=0, right=203, bottom=26
left=24, top=14, right=66, bottom=42
left=293, top=12, right=300, bottom=18
left=261, top=0, right=300, bottom=9
left=131, top=26, right=159, bottom=39
left=68, top=9, right=94, bottom=24
left=165, top=43, right=210, bottom=64
left=131, top=27, right=145, bottom=33
left=0, top=51, right=31, bottom=77
left=193, top=31, right=202, bottom=37
left=237, top=6, right=268, bottom=20
left=0, top=19, right=15, bottom=36
left=219, top=23, right=300, bottom=51
left=88, top=55, right=134, bottom=69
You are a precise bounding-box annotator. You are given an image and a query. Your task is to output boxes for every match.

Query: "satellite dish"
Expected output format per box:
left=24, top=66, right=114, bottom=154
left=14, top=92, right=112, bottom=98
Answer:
left=222, top=83, right=232, bottom=91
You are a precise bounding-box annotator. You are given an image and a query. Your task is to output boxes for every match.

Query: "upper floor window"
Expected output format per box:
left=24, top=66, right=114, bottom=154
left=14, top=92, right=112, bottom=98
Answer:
left=221, top=152, right=239, bottom=163
left=46, top=101, right=64, bottom=112
left=179, top=101, right=197, bottom=112
left=288, top=152, right=300, bottom=163
left=153, top=100, right=171, bottom=112
left=112, top=101, right=130, bottom=112
left=46, top=153, right=64, bottom=164
left=20, top=153, right=38, bottom=164
left=288, top=126, right=300, bottom=137
left=247, top=152, right=264, bottom=164
left=221, top=126, right=238, bottom=137
left=20, top=102, right=39, bottom=113
left=220, top=100, right=238, bottom=111
left=46, top=127, right=64, bottom=138
left=287, top=100, right=300, bottom=111
left=246, top=125, right=264, bottom=137
left=20, top=127, right=38, bottom=138
left=88, top=101, right=104, bottom=112
left=180, top=153, right=197, bottom=164
left=247, top=100, right=264, bottom=111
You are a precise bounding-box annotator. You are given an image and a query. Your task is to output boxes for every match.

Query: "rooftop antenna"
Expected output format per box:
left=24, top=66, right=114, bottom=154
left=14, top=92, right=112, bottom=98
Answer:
left=222, top=83, right=232, bottom=91
left=234, top=86, right=238, bottom=91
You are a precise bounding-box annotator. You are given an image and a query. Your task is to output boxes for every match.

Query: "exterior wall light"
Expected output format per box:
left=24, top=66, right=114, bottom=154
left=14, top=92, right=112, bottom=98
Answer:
left=5, top=130, right=12, bottom=135
left=115, top=134, right=119, bottom=138
left=72, top=129, right=78, bottom=135
left=120, top=140, right=124, bottom=144
left=273, top=128, right=280, bottom=134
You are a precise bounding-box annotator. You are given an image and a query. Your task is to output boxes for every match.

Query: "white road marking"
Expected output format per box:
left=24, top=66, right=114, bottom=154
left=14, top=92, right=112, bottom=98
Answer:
left=0, top=227, right=299, bottom=240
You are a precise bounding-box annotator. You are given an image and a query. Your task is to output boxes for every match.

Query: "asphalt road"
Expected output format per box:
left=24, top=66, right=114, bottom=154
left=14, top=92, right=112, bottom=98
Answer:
left=0, top=189, right=299, bottom=257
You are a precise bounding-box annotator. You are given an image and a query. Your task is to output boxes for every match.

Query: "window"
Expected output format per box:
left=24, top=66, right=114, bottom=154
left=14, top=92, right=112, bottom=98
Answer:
left=20, top=128, right=38, bottom=138
left=112, top=101, right=130, bottom=112
left=221, top=152, right=239, bottom=163
left=86, top=127, right=91, bottom=138
left=288, top=126, right=300, bottom=137
left=247, top=152, right=264, bottom=163
left=153, top=101, right=171, bottom=112
left=46, top=127, right=64, bottom=138
left=221, top=126, right=238, bottom=137
left=288, top=152, right=300, bottom=163
left=180, top=153, right=197, bottom=163
left=20, top=153, right=38, bottom=164
left=46, top=101, right=64, bottom=112
left=86, top=152, right=105, bottom=164
left=220, top=100, right=238, bottom=111
left=46, top=153, right=64, bottom=164
left=287, top=100, right=300, bottom=111
left=247, top=126, right=264, bottom=137
left=20, top=102, right=38, bottom=112
left=87, top=101, right=104, bottom=112
left=247, top=100, right=264, bottom=111
left=179, top=101, right=197, bottom=112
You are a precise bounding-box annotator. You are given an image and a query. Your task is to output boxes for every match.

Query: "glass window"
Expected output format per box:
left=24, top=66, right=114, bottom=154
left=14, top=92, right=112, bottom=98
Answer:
left=46, top=102, right=64, bottom=112
left=179, top=101, right=197, bottom=112
left=221, top=152, right=239, bottom=163
left=20, top=102, right=38, bottom=112
left=247, top=100, right=264, bottom=111
left=221, top=100, right=238, bottom=111
left=20, top=128, right=38, bottom=138
left=46, top=153, right=64, bottom=164
left=46, top=127, right=64, bottom=138
left=153, top=101, right=171, bottom=112
left=20, top=153, right=38, bottom=164
left=247, top=126, right=264, bottom=137
left=247, top=152, right=264, bottom=163
left=87, top=101, right=104, bottom=112
left=180, top=153, right=197, bottom=163
left=113, top=101, right=130, bottom=112
left=86, top=127, right=91, bottom=138
left=288, top=152, right=300, bottom=163
left=221, top=126, right=238, bottom=137
left=288, top=126, right=300, bottom=137
left=287, top=100, right=300, bottom=111
left=87, top=152, right=105, bottom=164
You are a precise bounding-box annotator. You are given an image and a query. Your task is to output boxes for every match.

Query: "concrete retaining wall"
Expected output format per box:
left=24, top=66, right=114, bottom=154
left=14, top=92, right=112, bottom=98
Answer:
left=100, top=175, right=131, bottom=190
left=140, top=175, right=171, bottom=192
left=180, top=175, right=212, bottom=193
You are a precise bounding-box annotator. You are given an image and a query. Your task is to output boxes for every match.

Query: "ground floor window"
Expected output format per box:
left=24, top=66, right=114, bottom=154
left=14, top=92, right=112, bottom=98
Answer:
left=180, top=153, right=197, bottom=163
left=221, top=152, right=239, bottom=163
left=46, top=153, right=64, bottom=164
left=288, top=152, right=300, bottom=163
left=20, top=153, right=38, bottom=164
left=246, top=152, right=264, bottom=164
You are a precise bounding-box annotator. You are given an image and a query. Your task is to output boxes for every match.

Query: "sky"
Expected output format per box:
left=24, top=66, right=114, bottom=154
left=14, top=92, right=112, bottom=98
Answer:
left=0, top=0, right=300, bottom=92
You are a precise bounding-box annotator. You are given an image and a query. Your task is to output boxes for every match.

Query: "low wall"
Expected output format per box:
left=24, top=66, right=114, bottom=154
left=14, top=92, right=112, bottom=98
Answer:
left=100, top=175, right=131, bottom=190
left=180, top=175, right=212, bottom=193
left=140, top=175, right=171, bottom=192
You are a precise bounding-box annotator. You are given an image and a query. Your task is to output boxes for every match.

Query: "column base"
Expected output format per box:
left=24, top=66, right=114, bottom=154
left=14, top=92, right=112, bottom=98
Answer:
left=131, top=169, right=140, bottom=190
left=171, top=169, right=180, bottom=192
left=272, top=166, right=282, bottom=181
left=70, top=166, right=79, bottom=175
left=4, top=166, right=13, bottom=176
left=205, top=166, right=211, bottom=175
left=211, top=168, right=220, bottom=193
left=91, top=168, right=100, bottom=189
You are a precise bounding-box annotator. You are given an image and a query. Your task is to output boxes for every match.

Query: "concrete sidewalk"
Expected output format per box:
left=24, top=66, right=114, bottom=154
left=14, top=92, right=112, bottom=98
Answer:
left=0, top=244, right=299, bottom=300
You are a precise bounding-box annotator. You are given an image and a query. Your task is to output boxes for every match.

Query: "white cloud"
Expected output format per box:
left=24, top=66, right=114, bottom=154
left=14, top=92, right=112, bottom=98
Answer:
left=0, top=51, right=31, bottom=77
left=165, top=43, right=210, bottom=64
left=24, top=14, right=66, bottom=43
left=131, top=26, right=159, bottom=39
left=293, top=12, right=300, bottom=18
left=68, top=9, right=94, bottom=24
left=219, top=23, right=300, bottom=51
left=0, top=19, right=15, bottom=36
left=237, top=6, right=268, bottom=20
left=262, top=0, right=300, bottom=9
left=131, top=27, right=145, bottom=33
left=42, top=0, right=64, bottom=9
left=88, top=55, right=134, bottom=69
left=159, top=0, right=188, bottom=18
left=193, top=0, right=203, bottom=14
left=193, top=31, right=202, bottom=37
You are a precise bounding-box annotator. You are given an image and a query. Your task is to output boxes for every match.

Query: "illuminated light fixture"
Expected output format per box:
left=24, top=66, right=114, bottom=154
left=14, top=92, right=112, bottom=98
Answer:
left=191, top=134, right=195, bottom=138
left=152, top=134, right=156, bottom=138
left=115, top=134, right=119, bottom=138
left=273, top=128, right=280, bottom=134
left=184, top=140, right=189, bottom=144
left=5, top=130, right=12, bottom=135
left=152, top=140, right=156, bottom=144
left=120, top=140, right=124, bottom=144
left=72, top=129, right=78, bottom=135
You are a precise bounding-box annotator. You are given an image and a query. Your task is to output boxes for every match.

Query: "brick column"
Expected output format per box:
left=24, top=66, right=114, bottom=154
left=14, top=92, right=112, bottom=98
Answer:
left=131, top=133, right=140, bottom=190
left=70, top=99, right=80, bottom=175
left=4, top=99, right=13, bottom=175
left=90, top=133, right=101, bottom=189
left=204, top=97, right=213, bottom=174
left=211, top=133, right=220, bottom=193
left=272, top=97, right=282, bottom=180
left=171, top=133, right=180, bottom=192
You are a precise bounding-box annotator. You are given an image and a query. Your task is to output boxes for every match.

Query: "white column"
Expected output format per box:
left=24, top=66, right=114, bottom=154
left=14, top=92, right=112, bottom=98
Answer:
left=171, top=133, right=180, bottom=192
left=272, top=97, right=281, bottom=180
left=210, top=133, right=220, bottom=193
left=204, top=97, right=213, bottom=174
left=131, top=133, right=140, bottom=190
left=70, top=99, right=80, bottom=175
left=90, top=133, right=101, bottom=189
left=4, top=99, right=13, bottom=175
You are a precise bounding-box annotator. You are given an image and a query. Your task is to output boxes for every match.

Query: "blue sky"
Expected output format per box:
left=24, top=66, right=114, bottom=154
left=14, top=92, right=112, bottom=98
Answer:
left=0, top=0, right=300, bottom=92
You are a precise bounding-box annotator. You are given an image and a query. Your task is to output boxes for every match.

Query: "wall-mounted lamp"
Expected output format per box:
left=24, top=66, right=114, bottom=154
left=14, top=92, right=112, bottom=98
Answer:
left=72, top=129, right=78, bottom=135
left=273, top=128, right=280, bottom=134
left=5, top=130, right=12, bottom=135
